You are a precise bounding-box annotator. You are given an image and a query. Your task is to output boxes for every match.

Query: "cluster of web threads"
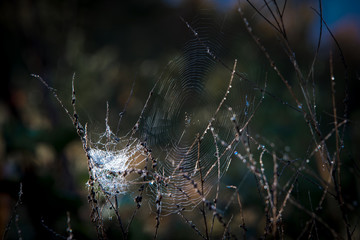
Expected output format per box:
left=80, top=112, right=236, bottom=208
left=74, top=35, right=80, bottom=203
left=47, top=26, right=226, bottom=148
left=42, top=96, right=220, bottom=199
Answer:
left=87, top=128, right=146, bottom=195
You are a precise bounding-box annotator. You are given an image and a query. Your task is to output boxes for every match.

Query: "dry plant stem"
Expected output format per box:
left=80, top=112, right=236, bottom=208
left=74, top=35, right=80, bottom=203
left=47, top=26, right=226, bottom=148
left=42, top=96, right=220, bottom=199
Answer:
left=330, top=51, right=341, bottom=191
left=250, top=133, right=336, bottom=209
left=203, top=59, right=238, bottom=140
left=179, top=172, right=233, bottom=238
left=237, top=193, right=247, bottom=239
left=288, top=197, right=341, bottom=239
left=329, top=51, right=352, bottom=239
left=262, top=0, right=283, bottom=34
left=297, top=217, right=316, bottom=240
left=182, top=15, right=301, bottom=114
left=41, top=213, right=76, bottom=240
left=128, top=79, right=159, bottom=142
left=316, top=160, right=335, bottom=210
left=309, top=120, right=347, bottom=158
left=209, top=127, right=221, bottom=238
left=154, top=183, right=162, bottom=239
left=2, top=183, right=23, bottom=240
left=311, top=7, right=349, bottom=77
left=239, top=3, right=353, bottom=238
left=236, top=128, right=322, bottom=238
left=177, top=209, right=207, bottom=240
left=312, top=3, right=349, bottom=162
left=273, top=0, right=288, bottom=37
left=41, top=218, right=67, bottom=240
left=104, top=196, right=126, bottom=239
left=245, top=0, right=284, bottom=36
left=276, top=174, right=297, bottom=221
left=301, top=172, right=334, bottom=239
left=15, top=215, right=21, bottom=240
left=259, top=149, right=274, bottom=209
left=66, top=212, right=73, bottom=240
left=226, top=78, right=266, bottom=169
left=171, top=59, right=237, bottom=187
left=227, top=186, right=247, bottom=239
left=116, top=78, right=135, bottom=135
left=239, top=4, right=326, bottom=162
left=306, top=0, right=323, bottom=84
left=237, top=6, right=302, bottom=110
left=125, top=186, right=145, bottom=238
left=253, top=0, right=314, bottom=108
left=212, top=130, right=221, bottom=203
left=305, top=5, right=351, bottom=168
left=307, top=2, right=322, bottom=126
left=15, top=186, right=23, bottom=240
left=87, top=150, right=106, bottom=238
left=243, top=133, right=327, bottom=197
left=33, top=74, right=106, bottom=239
left=76, top=106, right=106, bottom=238
left=222, top=215, right=233, bottom=240
left=271, top=152, right=278, bottom=236
left=307, top=191, right=320, bottom=240
left=209, top=61, right=238, bottom=226
left=281, top=37, right=328, bottom=154
left=196, top=134, right=210, bottom=240
left=239, top=1, right=332, bottom=169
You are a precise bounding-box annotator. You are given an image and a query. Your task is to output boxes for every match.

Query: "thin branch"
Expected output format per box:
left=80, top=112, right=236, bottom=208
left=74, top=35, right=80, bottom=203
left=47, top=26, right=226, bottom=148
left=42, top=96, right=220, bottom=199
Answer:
left=66, top=212, right=74, bottom=240
left=329, top=50, right=352, bottom=239
left=245, top=0, right=282, bottom=34
left=41, top=217, right=67, bottom=240
left=222, top=214, right=233, bottom=240
left=116, top=78, right=136, bottom=135
left=2, top=183, right=23, bottom=240
left=227, top=186, right=247, bottom=239
left=272, top=151, right=278, bottom=236
left=197, top=133, right=210, bottom=240
left=177, top=208, right=207, bottom=240
left=104, top=196, right=126, bottom=239
left=288, top=197, right=341, bottom=239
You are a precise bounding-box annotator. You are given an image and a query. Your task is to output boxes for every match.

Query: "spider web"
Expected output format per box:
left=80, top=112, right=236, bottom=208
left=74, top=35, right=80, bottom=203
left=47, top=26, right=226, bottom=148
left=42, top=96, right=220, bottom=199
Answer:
left=86, top=13, right=259, bottom=215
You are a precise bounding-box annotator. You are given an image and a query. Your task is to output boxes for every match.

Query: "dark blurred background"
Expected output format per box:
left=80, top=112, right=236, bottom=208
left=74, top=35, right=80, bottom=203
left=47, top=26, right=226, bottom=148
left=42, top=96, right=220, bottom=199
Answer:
left=0, top=0, right=359, bottom=239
